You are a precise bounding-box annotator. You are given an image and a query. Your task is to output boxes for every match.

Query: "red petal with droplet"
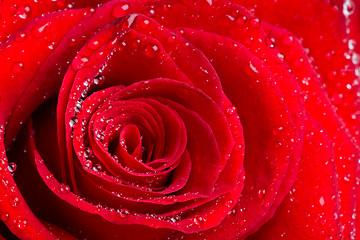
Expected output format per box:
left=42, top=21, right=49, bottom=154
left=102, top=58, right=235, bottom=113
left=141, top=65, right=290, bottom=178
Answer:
left=248, top=116, right=342, bottom=239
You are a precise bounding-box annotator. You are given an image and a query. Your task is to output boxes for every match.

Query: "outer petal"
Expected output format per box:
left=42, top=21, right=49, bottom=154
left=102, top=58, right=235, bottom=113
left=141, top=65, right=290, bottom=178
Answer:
left=263, top=22, right=360, bottom=239
left=248, top=116, right=341, bottom=239
left=233, top=0, right=360, bottom=142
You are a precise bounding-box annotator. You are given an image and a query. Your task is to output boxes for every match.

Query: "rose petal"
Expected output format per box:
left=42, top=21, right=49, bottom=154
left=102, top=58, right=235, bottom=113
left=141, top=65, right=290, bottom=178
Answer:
left=248, top=116, right=342, bottom=239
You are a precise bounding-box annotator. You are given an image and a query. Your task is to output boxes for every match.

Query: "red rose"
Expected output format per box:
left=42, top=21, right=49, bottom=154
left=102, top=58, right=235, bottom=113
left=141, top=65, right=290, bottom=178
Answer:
left=0, top=0, right=359, bottom=239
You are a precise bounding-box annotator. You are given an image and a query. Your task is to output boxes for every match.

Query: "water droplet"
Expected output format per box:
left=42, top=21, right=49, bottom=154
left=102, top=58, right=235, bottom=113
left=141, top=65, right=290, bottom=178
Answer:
left=148, top=9, right=155, bottom=16
left=239, top=218, right=247, bottom=226
left=113, top=155, right=119, bottom=162
left=72, top=56, right=89, bottom=70
left=32, top=22, right=49, bottom=38
left=348, top=39, right=356, bottom=50
left=60, top=184, right=70, bottom=193
left=15, top=32, right=26, bottom=42
left=258, top=189, right=266, bottom=199
left=245, top=61, right=258, bottom=75
left=82, top=7, right=95, bottom=17
left=226, top=105, right=237, bottom=115
left=12, top=62, right=24, bottom=73
left=84, top=147, right=93, bottom=158
left=84, top=159, right=92, bottom=169
left=9, top=196, right=20, bottom=207
left=74, top=100, right=83, bottom=113
left=319, top=196, right=325, bottom=206
left=343, top=0, right=355, bottom=17
left=1, top=213, right=9, bottom=221
left=69, top=117, right=78, bottom=128
left=236, top=16, right=247, bottom=25
left=16, top=5, right=31, bottom=20
left=275, top=53, right=285, bottom=64
left=87, top=39, right=100, bottom=49
left=167, top=35, right=176, bottom=43
left=230, top=42, right=239, bottom=50
left=265, top=37, right=274, bottom=48
left=350, top=231, right=356, bottom=239
left=272, top=127, right=283, bottom=136
left=283, top=35, right=294, bottom=45
left=95, top=50, right=105, bottom=59
left=68, top=38, right=77, bottom=47
left=249, top=17, right=260, bottom=28
left=1, top=177, right=9, bottom=188
left=352, top=53, right=360, bottom=64
left=8, top=162, right=17, bottom=175
left=93, top=164, right=102, bottom=172
left=94, top=75, right=105, bottom=85
left=47, top=42, right=55, bottom=50
left=113, top=3, right=129, bottom=18
left=16, top=218, right=27, bottom=230
left=344, top=174, right=351, bottom=182
left=139, top=19, right=150, bottom=29
left=193, top=215, right=205, bottom=225
left=234, top=144, right=242, bottom=151
left=144, top=43, right=159, bottom=58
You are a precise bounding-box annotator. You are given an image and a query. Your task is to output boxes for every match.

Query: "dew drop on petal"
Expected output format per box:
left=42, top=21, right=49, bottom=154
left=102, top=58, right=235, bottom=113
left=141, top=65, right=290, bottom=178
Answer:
left=68, top=38, right=77, bottom=47
left=69, top=117, right=78, bottom=128
left=16, top=5, right=31, bottom=20
left=343, top=0, right=355, bottom=17
left=93, top=164, right=102, bottom=172
left=9, top=196, right=20, bottom=207
left=192, top=215, right=205, bottom=225
left=167, top=35, right=176, bottom=43
left=60, top=184, right=70, bottom=194
left=239, top=218, right=247, bottom=226
left=72, top=56, right=89, bottom=70
left=1, top=213, right=9, bottom=221
left=12, top=62, right=24, bottom=73
left=148, top=9, right=155, bottom=16
left=265, top=37, right=274, bottom=49
left=16, top=218, right=27, bottom=230
left=84, top=160, right=92, bottom=169
left=1, top=177, right=9, bottom=188
left=96, top=51, right=105, bottom=59
left=249, top=17, right=260, bottom=28
left=348, top=39, right=356, bottom=50
left=245, top=61, right=258, bottom=75
left=319, top=196, right=325, bottom=206
left=15, top=32, right=26, bottom=42
left=84, top=147, right=93, bottom=158
left=113, top=3, right=129, bottom=18
left=8, top=162, right=17, bottom=175
left=283, top=35, right=294, bottom=45
left=226, top=105, right=237, bottom=115
left=87, top=39, right=100, bottom=50
left=275, top=53, right=285, bottom=64
left=144, top=43, right=159, bottom=58
left=31, top=22, right=49, bottom=38
left=257, top=189, right=266, bottom=199
left=94, top=75, right=105, bottom=85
